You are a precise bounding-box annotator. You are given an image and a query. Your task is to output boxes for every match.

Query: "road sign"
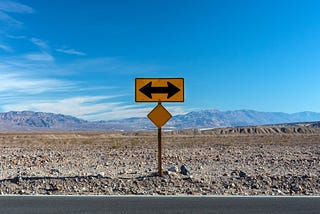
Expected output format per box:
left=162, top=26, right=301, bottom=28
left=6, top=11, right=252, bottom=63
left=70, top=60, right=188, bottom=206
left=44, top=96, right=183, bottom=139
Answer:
left=148, top=103, right=172, bottom=128
left=135, top=77, right=184, bottom=177
left=135, top=78, right=184, bottom=102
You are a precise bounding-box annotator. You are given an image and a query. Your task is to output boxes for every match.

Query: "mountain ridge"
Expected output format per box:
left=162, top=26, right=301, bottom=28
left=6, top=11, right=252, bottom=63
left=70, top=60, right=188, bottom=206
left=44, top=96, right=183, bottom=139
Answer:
left=0, top=110, right=320, bottom=131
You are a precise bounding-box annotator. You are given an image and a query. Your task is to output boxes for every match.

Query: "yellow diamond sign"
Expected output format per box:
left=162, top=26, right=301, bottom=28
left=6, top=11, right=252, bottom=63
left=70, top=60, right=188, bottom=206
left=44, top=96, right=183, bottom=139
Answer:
left=148, top=103, right=172, bottom=128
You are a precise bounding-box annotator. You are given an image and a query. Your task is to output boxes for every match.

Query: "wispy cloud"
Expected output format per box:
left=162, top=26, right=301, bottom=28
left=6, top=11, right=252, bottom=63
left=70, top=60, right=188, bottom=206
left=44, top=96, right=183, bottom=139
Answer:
left=56, top=48, right=86, bottom=56
left=0, top=10, right=21, bottom=26
left=0, top=1, right=33, bottom=28
left=165, top=106, right=188, bottom=116
left=0, top=73, right=75, bottom=94
left=2, top=96, right=126, bottom=120
left=0, top=44, right=12, bottom=52
left=0, top=56, right=57, bottom=76
left=81, top=104, right=188, bottom=121
left=30, top=38, right=49, bottom=50
left=0, top=0, right=34, bottom=13
left=6, top=34, right=26, bottom=39
left=0, top=56, right=125, bottom=119
left=23, top=52, right=54, bottom=62
left=0, top=56, right=77, bottom=95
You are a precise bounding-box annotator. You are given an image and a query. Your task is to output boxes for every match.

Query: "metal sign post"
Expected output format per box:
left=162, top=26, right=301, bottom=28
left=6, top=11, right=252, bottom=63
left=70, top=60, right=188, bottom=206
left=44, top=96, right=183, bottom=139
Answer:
left=158, top=127, right=162, bottom=177
left=135, top=78, right=184, bottom=177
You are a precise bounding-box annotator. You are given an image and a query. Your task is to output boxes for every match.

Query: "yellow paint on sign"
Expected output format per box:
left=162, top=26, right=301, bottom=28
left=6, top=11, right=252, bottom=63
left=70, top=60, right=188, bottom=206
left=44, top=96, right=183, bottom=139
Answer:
left=148, top=103, right=172, bottom=128
left=135, top=78, right=184, bottom=102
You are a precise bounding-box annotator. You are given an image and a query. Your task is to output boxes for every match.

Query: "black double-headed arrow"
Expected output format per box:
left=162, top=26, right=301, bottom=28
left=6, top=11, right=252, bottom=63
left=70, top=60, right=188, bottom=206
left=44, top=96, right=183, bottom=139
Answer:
left=139, top=81, right=180, bottom=99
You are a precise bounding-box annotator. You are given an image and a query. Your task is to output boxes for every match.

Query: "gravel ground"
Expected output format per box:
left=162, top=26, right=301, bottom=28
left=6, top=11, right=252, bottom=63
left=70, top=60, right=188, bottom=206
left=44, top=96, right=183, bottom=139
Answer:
left=0, top=132, right=319, bottom=195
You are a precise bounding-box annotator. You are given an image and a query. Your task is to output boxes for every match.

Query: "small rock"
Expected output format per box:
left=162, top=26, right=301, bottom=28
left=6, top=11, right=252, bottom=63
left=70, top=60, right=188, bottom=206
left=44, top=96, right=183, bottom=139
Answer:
left=97, top=172, right=105, bottom=178
left=290, top=183, right=301, bottom=193
left=56, top=184, right=63, bottom=191
left=168, top=166, right=179, bottom=173
left=45, top=184, right=51, bottom=191
left=182, top=175, right=193, bottom=183
left=50, top=168, right=60, bottom=174
left=145, top=168, right=152, bottom=173
left=18, top=189, right=31, bottom=195
left=168, top=171, right=179, bottom=178
left=12, top=176, right=23, bottom=184
left=239, top=171, right=246, bottom=178
left=251, top=183, right=259, bottom=189
left=277, top=189, right=286, bottom=195
left=180, top=165, right=190, bottom=175
left=8, top=183, right=19, bottom=191
left=161, top=178, right=168, bottom=183
left=231, top=171, right=237, bottom=176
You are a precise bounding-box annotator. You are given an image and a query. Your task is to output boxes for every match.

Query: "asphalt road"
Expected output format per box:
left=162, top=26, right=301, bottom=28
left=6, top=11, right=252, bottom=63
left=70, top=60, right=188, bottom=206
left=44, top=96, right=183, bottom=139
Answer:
left=0, top=196, right=319, bottom=214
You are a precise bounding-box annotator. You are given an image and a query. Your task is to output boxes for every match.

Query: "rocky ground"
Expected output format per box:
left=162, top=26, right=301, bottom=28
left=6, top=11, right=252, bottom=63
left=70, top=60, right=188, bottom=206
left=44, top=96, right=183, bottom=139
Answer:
left=0, top=131, right=319, bottom=195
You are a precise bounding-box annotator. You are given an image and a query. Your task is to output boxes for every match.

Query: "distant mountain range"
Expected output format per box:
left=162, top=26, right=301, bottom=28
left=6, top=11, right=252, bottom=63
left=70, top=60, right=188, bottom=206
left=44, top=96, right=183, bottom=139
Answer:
left=166, top=110, right=320, bottom=129
left=0, top=110, right=320, bottom=131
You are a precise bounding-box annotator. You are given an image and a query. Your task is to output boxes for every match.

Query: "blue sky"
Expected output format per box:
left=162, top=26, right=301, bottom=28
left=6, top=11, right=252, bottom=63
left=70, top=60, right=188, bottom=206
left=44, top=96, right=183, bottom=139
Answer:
left=0, top=0, right=320, bottom=120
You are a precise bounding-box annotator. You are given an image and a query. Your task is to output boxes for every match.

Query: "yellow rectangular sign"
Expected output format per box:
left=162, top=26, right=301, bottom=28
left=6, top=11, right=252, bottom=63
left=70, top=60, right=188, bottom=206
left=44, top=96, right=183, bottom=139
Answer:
left=135, top=78, right=184, bottom=102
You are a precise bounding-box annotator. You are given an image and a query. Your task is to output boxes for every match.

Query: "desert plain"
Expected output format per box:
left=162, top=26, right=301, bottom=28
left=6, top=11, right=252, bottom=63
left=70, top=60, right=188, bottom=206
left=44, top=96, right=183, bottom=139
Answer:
left=0, top=126, right=319, bottom=195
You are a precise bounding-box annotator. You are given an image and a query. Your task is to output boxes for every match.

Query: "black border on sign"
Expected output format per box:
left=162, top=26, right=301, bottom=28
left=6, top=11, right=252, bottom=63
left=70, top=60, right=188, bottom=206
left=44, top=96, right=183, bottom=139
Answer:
left=135, top=78, right=184, bottom=102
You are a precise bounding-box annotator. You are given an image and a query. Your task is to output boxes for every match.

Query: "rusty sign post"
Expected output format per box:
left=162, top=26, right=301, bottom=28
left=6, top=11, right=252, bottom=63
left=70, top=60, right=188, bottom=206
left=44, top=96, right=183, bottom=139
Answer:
left=158, top=127, right=162, bottom=176
left=135, top=78, right=184, bottom=177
